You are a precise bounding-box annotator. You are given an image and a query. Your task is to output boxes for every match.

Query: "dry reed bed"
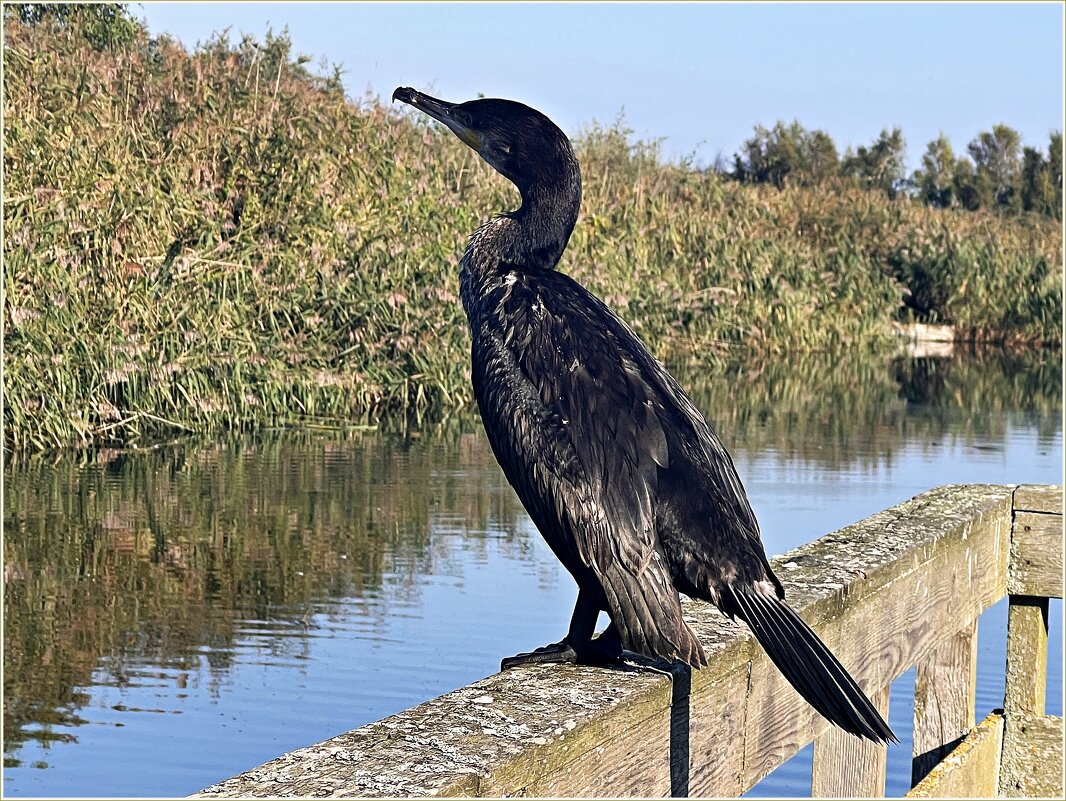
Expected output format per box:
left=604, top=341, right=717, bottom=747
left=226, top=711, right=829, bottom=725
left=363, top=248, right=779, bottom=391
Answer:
left=3, top=18, right=1061, bottom=450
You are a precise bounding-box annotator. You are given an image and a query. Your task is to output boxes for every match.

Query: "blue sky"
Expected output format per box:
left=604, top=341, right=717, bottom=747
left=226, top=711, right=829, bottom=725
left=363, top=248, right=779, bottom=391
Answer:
left=136, top=2, right=1064, bottom=171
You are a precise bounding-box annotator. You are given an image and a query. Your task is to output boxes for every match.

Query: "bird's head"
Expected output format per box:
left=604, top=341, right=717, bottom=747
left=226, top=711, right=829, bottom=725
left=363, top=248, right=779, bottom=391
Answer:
left=392, top=87, right=577, bottom=200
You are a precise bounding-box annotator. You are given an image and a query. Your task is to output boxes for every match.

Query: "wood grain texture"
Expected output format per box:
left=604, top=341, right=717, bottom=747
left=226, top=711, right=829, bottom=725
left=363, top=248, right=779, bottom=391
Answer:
left=1014, top=484, right=1064, bottom=515
left=685, top=664, right=751, bottom=797
left=1009, top=510, right=1063, bottom=597
left=740, top=485, right=1011, bottom=790
left=998, top=714, right=1064, bottom=798
left=1005, top=596, right=1050, bottom=718
left=193, top=484, right=1023, bottom=799
left=905, top=711, right=1003, bottom=799
left=911, top=619, right=978, bottom=785
left=811, top=685, right=890, bottom=797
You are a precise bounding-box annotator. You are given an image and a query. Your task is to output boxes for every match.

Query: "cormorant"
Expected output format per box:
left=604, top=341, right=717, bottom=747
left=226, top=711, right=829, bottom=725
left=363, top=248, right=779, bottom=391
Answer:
left=392, top=86, right=896, bottom=744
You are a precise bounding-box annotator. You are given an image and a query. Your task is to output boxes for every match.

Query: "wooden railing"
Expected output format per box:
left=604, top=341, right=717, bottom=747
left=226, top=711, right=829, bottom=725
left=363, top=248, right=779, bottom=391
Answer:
left=907, top=484, right=1063, bottom=798
left=194, top=484, right=1062, bottom=798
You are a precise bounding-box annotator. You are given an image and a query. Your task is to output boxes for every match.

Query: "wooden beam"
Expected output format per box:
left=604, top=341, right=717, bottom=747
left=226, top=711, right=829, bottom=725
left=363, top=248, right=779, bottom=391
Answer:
left=998, top=714, right=1064, bottom=798
left=905, top=711, right=1003, bottom=798
left=911, top=619, right=978, bottom=786
left=1008, top=511, right=1063, bottom=598
left=811, top=684, right=890, bottom=797
left=1004, top=596, right=1049, bottom=718
left=1014, top=484, right=1063, bottom=515
left=999, top=483, right=1061, bottom=799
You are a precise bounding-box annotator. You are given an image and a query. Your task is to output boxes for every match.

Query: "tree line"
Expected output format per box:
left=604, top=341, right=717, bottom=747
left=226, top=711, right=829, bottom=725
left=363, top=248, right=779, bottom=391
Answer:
left=728, top=120, right=1062, bottom=219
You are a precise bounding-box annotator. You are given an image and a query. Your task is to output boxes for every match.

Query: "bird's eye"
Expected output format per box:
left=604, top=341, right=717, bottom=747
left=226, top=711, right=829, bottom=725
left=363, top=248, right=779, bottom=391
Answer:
left=453, top=110, right=474, bottom=128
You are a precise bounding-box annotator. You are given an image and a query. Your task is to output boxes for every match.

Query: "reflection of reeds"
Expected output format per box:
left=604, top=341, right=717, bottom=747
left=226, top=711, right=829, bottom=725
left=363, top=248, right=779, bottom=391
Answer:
left=1, top=428, right=530, bottom=761
left=3, top=17, right=1061, bottom=451
left=671, top=348, right=1062, bottom=469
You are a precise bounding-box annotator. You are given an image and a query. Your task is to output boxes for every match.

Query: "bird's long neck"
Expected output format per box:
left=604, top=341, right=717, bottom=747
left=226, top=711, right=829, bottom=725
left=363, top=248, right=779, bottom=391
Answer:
left=459, top=168, right=581, bottom=304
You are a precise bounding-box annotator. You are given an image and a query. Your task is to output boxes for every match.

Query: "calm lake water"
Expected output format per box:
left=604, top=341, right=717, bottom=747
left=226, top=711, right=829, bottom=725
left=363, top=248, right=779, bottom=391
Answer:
left=3, top=349, right=1062, bottom=798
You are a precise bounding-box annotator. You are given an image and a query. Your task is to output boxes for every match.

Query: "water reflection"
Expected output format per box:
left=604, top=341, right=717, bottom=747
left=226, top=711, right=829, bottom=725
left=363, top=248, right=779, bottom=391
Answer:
left=3, top=349, right=1062, bottom=797
left=4, top=429, right=528, bottom=754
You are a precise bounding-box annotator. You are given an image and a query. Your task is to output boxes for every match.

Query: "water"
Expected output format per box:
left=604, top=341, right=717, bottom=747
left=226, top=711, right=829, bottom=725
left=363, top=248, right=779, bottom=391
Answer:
left=3, top=349, right=1062, bottom=797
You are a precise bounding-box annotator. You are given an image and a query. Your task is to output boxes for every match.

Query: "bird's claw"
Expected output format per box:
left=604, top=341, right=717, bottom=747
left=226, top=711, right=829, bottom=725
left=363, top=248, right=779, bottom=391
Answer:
left=500, top=631, right=623, bottom=670
left=501, top=641, right=577, bottom=670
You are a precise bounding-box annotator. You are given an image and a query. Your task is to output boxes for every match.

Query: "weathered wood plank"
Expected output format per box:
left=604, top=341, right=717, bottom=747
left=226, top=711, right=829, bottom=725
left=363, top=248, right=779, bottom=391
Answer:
left=999, top=714, right=1064, bottom=798
left=911, top=619, right=978, bottom=785
left=1009, top=510, right=1064, bottom=597
left=685, top=663, right=751, bottom=797
left=1015, top=484, right=1064, bottom=515
left=194, top=663, right=681, bottom=799
left=738, top=485, right=1011, bottom=789
left=193, top=484, right=1016, bottom=799
left=811, top=684, right=890, bottom=797
left=1004, top=596, right=1049, bottom=718
left=905, top=711, right=1003, bottom=798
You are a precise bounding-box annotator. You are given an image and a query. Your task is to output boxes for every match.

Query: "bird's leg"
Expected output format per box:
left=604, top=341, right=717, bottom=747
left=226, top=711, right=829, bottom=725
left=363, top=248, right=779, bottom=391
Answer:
left=500, top=591, right=593, bottom=669
left=501, top=591, right=622, bottom=669
left=585, top=622, right=623, bottom=664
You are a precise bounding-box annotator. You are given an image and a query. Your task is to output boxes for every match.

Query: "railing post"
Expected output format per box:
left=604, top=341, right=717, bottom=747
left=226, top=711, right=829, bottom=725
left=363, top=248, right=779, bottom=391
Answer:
left=998, top=484, right=1061, bottom=797
left=811, top=685, right=890, bottom=798
left=1003, top=596, right=1049, bottom=717
left=998, top=594, right=1051, bottom=796
left=910, top=619, right=979, bottom=786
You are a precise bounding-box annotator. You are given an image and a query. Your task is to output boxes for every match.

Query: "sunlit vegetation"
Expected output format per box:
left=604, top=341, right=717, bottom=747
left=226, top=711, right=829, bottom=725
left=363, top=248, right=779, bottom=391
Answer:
left=730, top=120, right=1062, bottom=219
left=3, top=5, right=1061, bottom=451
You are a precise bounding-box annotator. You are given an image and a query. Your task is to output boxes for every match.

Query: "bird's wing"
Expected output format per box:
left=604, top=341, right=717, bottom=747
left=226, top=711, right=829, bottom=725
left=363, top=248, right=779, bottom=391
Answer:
left=499, top=271, right=664, bottom=574
left=477, top=268, right=707, bottom=664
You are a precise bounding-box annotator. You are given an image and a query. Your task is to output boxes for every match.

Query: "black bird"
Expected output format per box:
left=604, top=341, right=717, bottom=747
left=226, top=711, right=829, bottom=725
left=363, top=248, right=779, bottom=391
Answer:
left=392, top=86, right=896, bottom=744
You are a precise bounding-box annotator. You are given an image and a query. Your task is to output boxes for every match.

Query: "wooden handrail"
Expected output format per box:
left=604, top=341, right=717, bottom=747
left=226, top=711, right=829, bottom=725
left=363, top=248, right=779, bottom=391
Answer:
left=194, top=483, right=1061, bottom=798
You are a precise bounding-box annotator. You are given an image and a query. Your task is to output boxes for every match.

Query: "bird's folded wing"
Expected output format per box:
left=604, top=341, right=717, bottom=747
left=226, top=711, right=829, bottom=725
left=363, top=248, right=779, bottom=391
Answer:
left=487, top=268, right=707, bottom=663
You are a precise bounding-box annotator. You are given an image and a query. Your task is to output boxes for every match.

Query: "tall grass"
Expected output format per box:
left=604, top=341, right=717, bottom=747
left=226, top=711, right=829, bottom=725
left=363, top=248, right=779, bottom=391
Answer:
left=3, top=15, right=1061, bottom=451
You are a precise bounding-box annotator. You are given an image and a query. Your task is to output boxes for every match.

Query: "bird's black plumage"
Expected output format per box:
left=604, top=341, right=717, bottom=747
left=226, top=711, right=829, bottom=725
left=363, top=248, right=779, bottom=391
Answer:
left=392, top=86, right=896, bottom=744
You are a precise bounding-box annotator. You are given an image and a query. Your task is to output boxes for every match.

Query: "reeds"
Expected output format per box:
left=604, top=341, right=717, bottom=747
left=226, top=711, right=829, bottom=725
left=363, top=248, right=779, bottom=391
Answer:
left=3, top=16, right=1061, bottom=451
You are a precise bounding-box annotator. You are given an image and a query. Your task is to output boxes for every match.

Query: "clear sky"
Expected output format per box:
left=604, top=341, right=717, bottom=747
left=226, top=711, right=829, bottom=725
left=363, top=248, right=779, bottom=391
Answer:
left=136, top=1, right=1064, bottom=170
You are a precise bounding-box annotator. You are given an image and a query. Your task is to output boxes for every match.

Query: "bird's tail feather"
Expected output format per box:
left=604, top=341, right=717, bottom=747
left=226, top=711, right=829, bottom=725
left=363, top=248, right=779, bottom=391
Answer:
left=728, top=586, right=897, bottom=744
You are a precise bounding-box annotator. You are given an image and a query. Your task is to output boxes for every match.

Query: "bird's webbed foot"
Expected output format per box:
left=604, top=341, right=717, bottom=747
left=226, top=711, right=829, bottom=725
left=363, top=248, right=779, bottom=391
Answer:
left=500, top=627, right=623, bottom=670
left=501, top=640, right=577, bottom=670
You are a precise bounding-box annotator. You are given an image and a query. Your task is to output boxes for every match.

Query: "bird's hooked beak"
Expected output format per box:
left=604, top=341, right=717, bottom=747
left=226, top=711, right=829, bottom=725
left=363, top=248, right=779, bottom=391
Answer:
left=392, top=86, right=483, bottom=153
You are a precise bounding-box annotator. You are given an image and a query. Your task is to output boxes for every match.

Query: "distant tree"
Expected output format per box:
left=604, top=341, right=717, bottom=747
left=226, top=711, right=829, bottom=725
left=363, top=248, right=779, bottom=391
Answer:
left=841, top=128, right=907, bottom=198
left=733, top=120, right=838, bottom=188
left=1019, top=131, right=1064, bottom=219
left=1020, top=147, right=1053, bottom=216
left=4, top=2, right=139, bottom=50
left=951, top=157, right=982, bottom=211
left=913, top=134, right=961, bottom=208
left=967, top=124, right=1023, bottom=211
left=733, top=123, right=796, bottom=188
left=805, top=129, right=839, bottom=185
left=1049, top=131, right=1063, bottom=219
